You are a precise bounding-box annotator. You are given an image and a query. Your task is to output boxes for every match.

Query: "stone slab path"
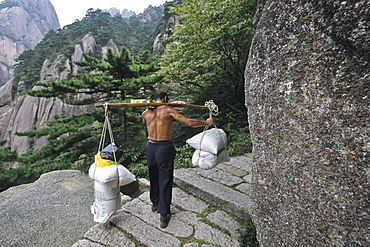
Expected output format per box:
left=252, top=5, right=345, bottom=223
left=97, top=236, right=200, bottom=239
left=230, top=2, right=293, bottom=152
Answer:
left=72, top=154, right=253, bottom=247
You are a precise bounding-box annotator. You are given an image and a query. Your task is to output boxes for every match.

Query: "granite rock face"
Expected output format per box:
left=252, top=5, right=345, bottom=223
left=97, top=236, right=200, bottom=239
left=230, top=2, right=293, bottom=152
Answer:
left=0, top=0, right=60, bottom=84
left=245, top=0, right=369, bottom=246
left=153, top=15, right=179, bottom=52
left=0, top=170, right=95, bottom=247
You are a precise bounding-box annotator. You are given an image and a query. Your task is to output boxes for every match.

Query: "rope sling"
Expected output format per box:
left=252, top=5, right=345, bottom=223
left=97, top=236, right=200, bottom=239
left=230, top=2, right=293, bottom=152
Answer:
left=97, top=103, right=119, bottom=165
left=204, top=99, right=219, bottom=119
left=202, top=99, right=220, bottom=139
left=91, top=103, right=121, bottom=220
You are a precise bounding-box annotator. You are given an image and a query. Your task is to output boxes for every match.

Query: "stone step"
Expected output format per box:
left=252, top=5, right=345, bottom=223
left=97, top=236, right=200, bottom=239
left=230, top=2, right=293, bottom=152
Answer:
left=173, top=155, right=252, bottom=221
left=71, top=154, right=253, bottom=246
left=73, top=189, right=241, bottom=247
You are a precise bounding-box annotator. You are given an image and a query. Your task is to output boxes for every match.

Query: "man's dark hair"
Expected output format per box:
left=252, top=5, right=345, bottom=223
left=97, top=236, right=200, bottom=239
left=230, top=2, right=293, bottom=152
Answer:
left=154, top=91, right=168, bottom=100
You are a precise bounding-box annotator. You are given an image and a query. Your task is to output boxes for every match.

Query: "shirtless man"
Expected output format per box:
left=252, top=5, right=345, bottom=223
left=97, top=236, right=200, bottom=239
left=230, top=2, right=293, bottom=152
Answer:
left=142, top=91, right=214, bottom=228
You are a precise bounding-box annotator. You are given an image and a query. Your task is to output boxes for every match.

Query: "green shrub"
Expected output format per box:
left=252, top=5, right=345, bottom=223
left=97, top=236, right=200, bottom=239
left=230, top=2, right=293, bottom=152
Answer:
left=226, top=125, right=253, bottom=157
left=174, top=145, right=194, bottom=169
left=127, top=161, right=149, bottom=180
left=237, top=221, right=259, bottom=247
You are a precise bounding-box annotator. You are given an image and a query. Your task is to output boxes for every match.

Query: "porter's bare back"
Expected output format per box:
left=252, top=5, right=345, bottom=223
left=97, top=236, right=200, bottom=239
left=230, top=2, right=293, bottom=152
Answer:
left=142, top=106, right=214, bottom=141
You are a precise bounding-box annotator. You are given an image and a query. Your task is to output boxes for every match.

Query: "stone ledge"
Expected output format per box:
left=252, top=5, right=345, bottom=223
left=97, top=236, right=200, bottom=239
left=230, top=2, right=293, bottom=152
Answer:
left=174, top=168, right=251, bottom=221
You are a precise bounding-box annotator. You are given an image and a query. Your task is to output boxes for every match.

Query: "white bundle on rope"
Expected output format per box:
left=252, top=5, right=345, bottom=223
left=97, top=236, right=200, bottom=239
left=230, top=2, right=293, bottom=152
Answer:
left=192, top=149, right=230, bottom=169
left=187, top=100, right=230, bottom=169
left=89, top=103, right=136, bottom=223
left=186, top=128, right=227, bottom=155
left=88, top=162, right=136, bottom=188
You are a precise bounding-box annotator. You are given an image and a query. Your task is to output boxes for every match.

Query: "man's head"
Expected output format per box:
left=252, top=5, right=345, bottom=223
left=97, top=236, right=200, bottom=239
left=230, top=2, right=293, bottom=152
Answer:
left=154, top=91, right=168, bottom=103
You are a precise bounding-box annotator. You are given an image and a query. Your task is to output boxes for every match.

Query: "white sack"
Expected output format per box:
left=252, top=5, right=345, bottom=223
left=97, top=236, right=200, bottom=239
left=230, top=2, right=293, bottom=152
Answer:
left=192, top=149, right=230, bottom=169
left=91, top=181, right=121, bottom=223
left=89, top=162, right=136, bottom=188
left=186, top=128, right=227, bottom=155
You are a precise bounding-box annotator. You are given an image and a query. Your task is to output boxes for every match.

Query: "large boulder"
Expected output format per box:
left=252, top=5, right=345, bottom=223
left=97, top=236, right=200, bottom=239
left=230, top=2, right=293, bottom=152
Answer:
left=245, top=0, right=369, bottom=246
left=0, top=77, right=13, bottom=107
left=0, top=170, right=95, bottom=247
left=81, top=33, right=96, bottom=56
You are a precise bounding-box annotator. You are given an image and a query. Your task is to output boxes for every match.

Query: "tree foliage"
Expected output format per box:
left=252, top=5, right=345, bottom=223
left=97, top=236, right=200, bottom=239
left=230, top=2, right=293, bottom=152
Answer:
left=14, top=8, right=163, bottom=91
left=160, top=0, right=257, bottom=118
left=0, top=140, right=17, bottom=164
left=27, top=47, right=160, bottom=104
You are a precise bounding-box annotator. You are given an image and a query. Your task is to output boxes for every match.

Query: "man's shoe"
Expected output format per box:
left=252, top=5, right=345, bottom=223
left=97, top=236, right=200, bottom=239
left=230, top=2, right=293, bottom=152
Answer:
left=151, top=204, right=158, bottom=212
left=160, top=214, right=170, bottom=228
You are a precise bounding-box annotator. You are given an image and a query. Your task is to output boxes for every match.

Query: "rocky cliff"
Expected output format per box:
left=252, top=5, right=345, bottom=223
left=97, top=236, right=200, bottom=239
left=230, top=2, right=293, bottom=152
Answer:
left=245, top=0, right=369, bottom=246
left=0, top=34, right=120, bottom=155
left=0, top=0, right=60, bottom=85
left=138, top=5, right=162, bottom=24
left=153, top=15, right=179, bottom=53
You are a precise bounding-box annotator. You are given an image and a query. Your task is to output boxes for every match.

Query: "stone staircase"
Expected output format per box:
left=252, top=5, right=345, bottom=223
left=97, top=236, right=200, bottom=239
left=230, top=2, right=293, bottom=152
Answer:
left=72, top=154, right=253, bottom=247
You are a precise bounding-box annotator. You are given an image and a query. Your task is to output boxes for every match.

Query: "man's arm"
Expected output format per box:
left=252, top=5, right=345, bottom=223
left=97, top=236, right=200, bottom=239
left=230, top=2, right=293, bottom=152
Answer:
left=142, top=110, right=147, bottom=124
left=168, top=107, right=214, bottom=127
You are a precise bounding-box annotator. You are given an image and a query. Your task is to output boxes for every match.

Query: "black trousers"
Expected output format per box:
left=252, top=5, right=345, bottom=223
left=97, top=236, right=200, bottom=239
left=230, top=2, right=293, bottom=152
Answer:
left=145, top=141, right=176, bottom=215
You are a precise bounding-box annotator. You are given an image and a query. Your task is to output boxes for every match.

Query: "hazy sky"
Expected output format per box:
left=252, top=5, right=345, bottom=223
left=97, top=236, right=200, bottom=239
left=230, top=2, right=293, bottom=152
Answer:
left=50, top=0, right=168, bottom=27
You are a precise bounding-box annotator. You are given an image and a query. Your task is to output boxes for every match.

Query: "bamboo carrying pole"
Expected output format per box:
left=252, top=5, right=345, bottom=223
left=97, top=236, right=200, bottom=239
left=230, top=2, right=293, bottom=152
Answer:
left=95, top=103, right=209, bottom=110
